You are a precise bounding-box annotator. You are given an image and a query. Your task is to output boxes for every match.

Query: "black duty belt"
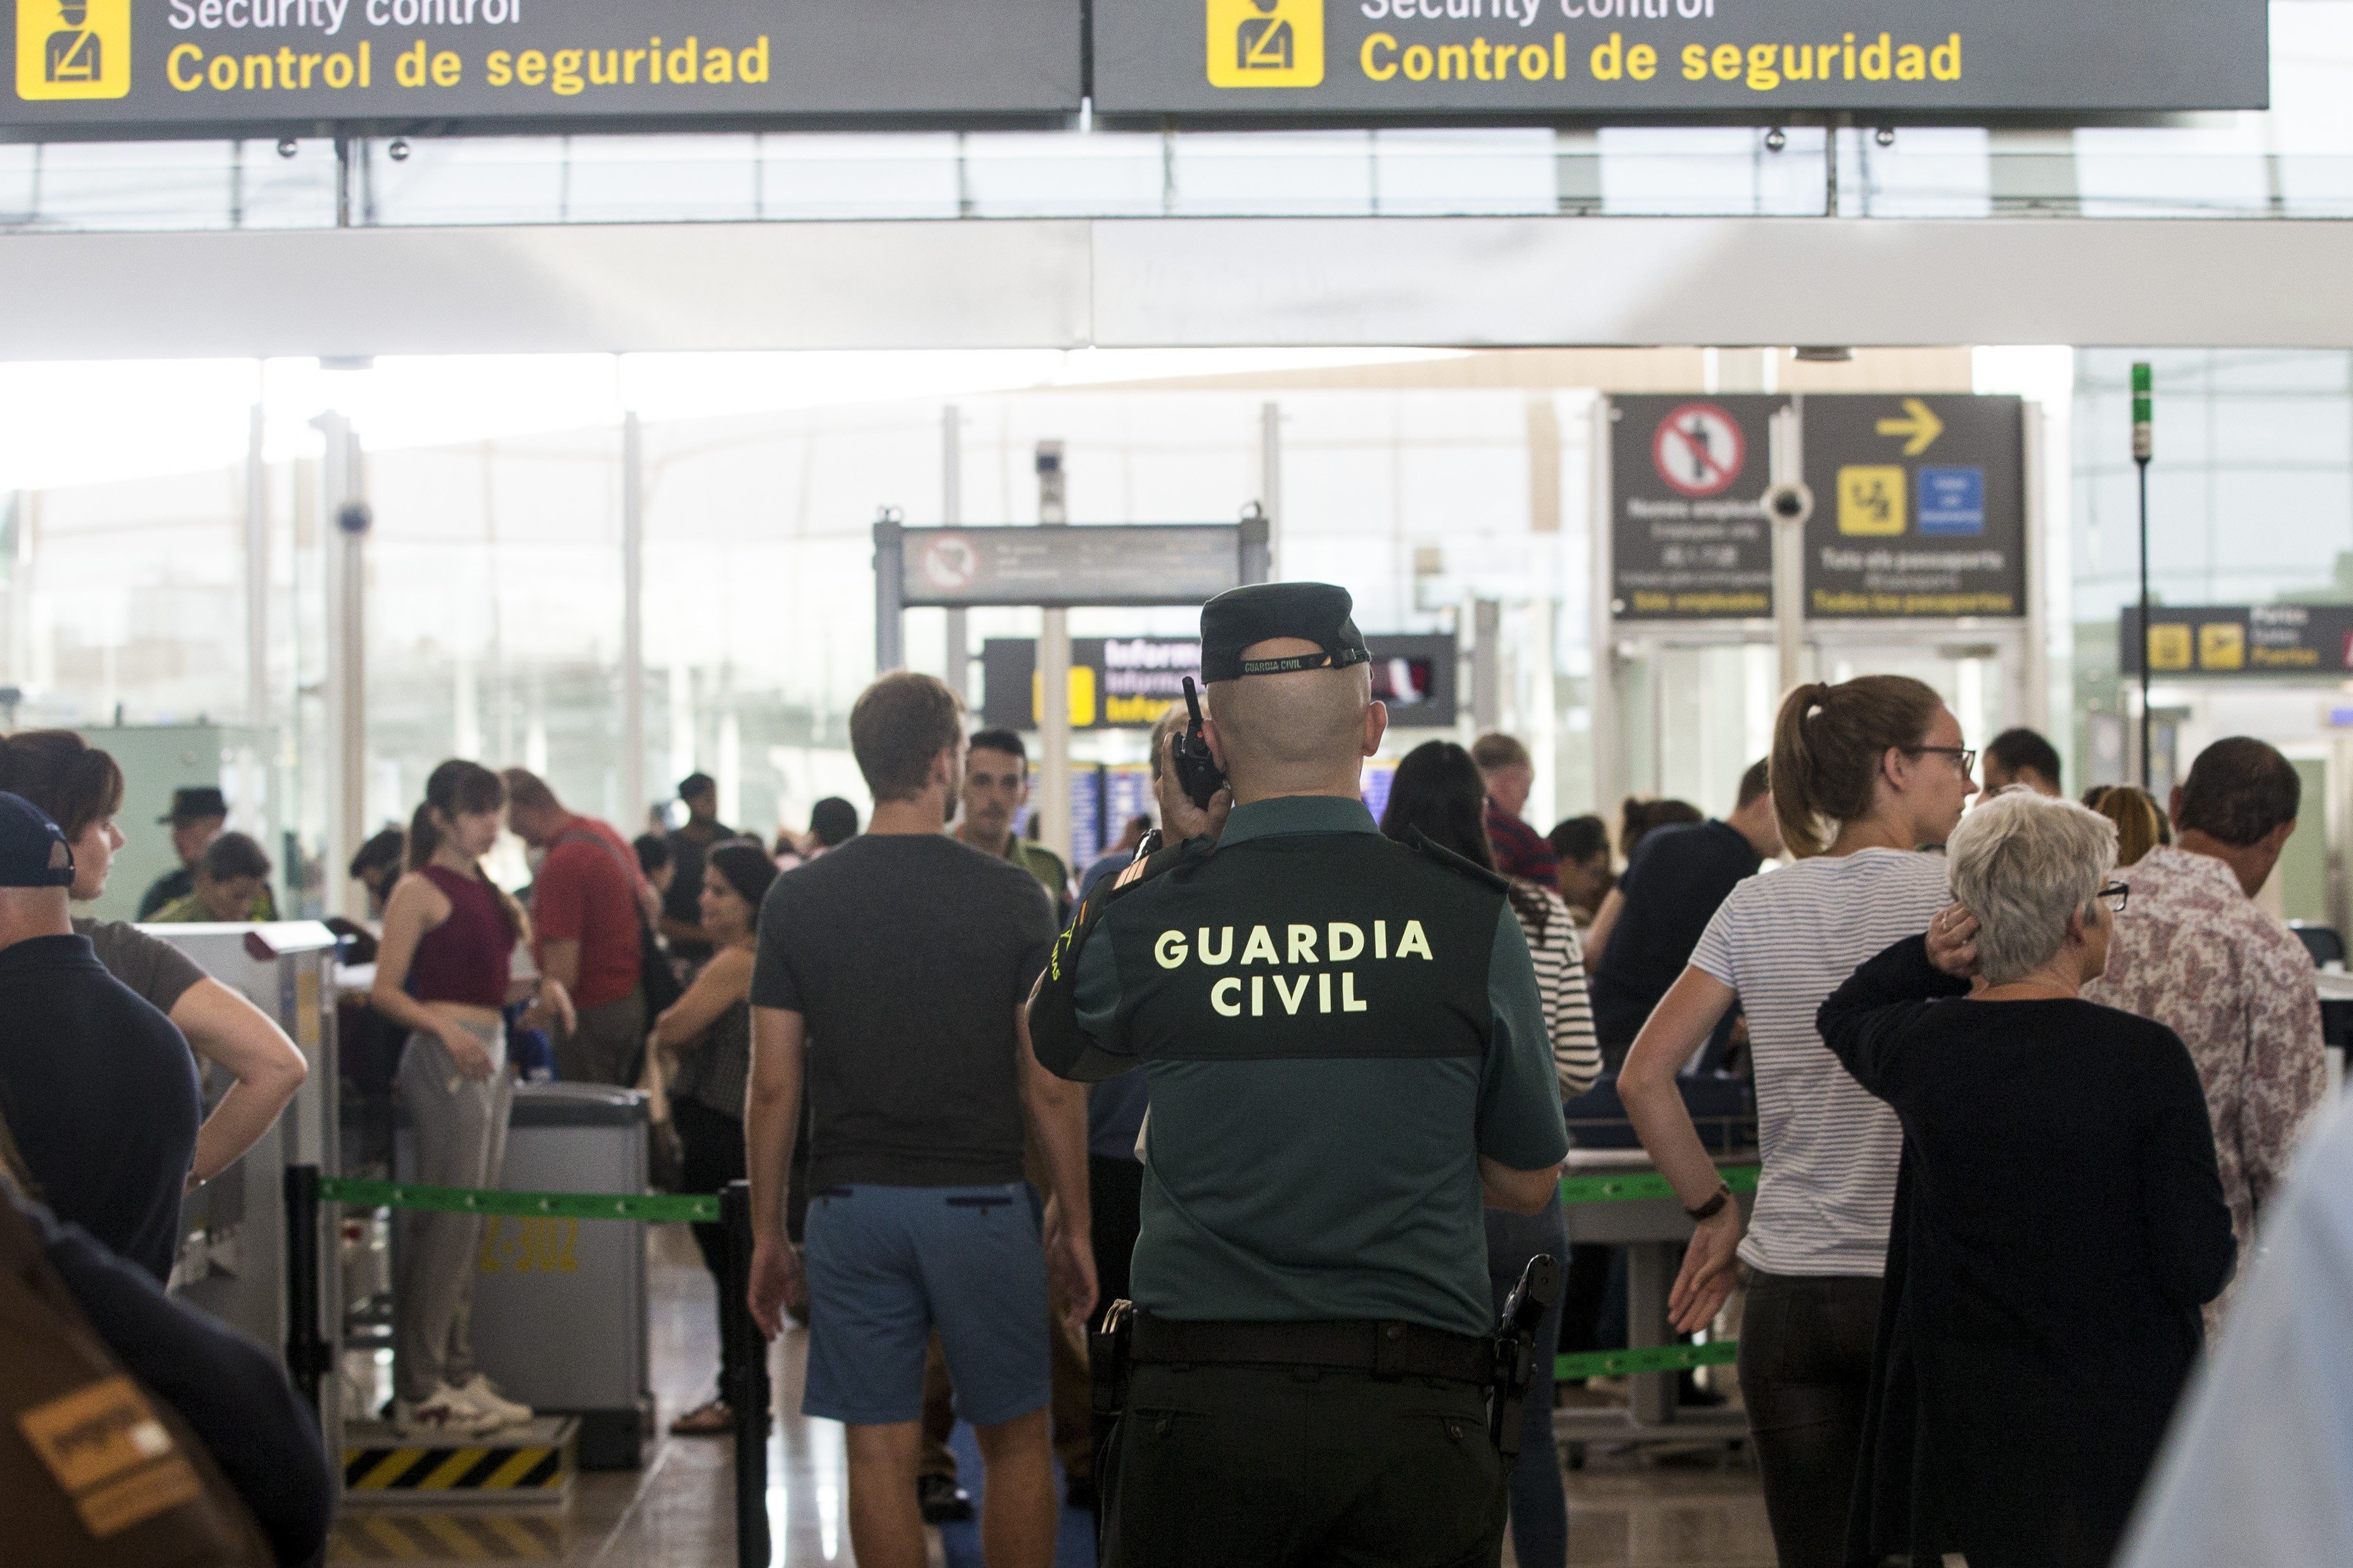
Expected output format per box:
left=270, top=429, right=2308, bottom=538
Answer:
left=1129, top=1312, right=1492, bottom=1385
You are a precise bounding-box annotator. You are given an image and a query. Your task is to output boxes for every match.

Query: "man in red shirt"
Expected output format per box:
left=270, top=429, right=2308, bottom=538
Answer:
left=1471, top=732, right=1560, bottom=891
left=502, top=769, right=648, bottom=1087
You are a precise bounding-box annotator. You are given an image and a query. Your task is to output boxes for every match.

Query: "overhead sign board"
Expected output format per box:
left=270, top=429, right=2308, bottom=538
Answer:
left=1799, top=394, right=2025, bottom=619
left=2, top=0, right=1083, bottom=134
left=900, top=525, right=1247, bottom=609
left=982, top=633, right=1458, bottom=729
left=1610, top=392, right=2025, bottom=621
left=2120, top=605, right=2353, bottom=679
left=1094, top=0, right=2267, bottom=117
left=1610, top=394, right=1778, bottom=620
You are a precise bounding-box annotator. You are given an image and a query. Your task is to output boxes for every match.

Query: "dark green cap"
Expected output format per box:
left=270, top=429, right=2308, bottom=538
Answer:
left=1200, top=582, right=1371, bottom=683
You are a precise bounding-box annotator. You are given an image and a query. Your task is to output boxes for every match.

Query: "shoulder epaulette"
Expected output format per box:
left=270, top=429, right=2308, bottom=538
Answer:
left=1401, top=825, right=1513, bottom=893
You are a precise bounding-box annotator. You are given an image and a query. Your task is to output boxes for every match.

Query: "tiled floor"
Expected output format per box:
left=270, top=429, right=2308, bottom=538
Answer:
left=326, top=1228, right=1776, bottom=1565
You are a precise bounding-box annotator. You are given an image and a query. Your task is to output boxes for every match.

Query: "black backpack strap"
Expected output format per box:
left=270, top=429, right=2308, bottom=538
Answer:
left=1401, top=825, right=1514, bottom=892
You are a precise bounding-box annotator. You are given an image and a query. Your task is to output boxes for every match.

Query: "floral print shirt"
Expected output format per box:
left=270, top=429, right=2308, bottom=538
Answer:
left=2086, top=845, right=2327, bottom=1322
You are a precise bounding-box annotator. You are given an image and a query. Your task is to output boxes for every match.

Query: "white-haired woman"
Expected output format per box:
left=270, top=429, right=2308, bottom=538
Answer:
left=1816, top=789, right=2236, bottom=1568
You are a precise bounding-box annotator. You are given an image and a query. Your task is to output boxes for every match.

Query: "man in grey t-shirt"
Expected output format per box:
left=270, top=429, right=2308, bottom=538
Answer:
left=747, top=671, right=1093, bottom=1568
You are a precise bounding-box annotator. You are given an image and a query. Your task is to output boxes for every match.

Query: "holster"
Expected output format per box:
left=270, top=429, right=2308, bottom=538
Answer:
left=1487, top=1253, right=1560, bottom=1461
left=1092, top=1299, right=1135, bottom=1422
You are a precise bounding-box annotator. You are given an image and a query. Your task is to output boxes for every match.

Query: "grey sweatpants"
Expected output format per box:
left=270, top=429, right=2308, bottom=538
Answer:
left=394, top=1019, right=513, bottom=1403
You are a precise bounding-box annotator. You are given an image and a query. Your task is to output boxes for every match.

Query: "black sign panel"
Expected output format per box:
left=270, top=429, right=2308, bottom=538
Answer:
left=1608, top=392, right=2026, bottom=622
left=982, top=633, right=1456, bottom=730
left=1608, top=393, right=1778, bottom=620
left=2119, top=604, right=2353, bottom=678
left=3, top=0, right=1083, bottom=135
left=1800, top=394, right=2025, bottom=620
left=1093, top=0, right=2267, bottom=119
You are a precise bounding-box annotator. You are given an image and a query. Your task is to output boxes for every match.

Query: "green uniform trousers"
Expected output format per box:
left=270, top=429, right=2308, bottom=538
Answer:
left=1102, top=1360, right=1508, bottom=1568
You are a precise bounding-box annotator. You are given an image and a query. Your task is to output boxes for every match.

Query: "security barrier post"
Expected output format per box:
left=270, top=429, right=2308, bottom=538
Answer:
left=283, top=1163, right=328, bottom=1412
left=722, top=1180, right=770, bottom=1568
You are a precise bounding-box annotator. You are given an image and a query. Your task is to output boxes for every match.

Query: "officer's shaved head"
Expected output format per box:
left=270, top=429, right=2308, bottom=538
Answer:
left=1208, top=637, right=1383, bottom=800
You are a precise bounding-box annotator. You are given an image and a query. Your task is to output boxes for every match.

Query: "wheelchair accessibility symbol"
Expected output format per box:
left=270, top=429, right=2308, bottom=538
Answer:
left=16, top=0, right=130, bottom=101
left=1207, top=0, right=1324, bottom=89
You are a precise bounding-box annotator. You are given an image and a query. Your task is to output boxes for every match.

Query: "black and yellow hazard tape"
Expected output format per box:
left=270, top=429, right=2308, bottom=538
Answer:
left=1556, top=1340, right=1739, bottom=1381
left=328, top=1510, right=565, bottom=1560
left=1558, top=1163, right=1760, bottom=1206
left=343, top=1442, right=565, bottom=1495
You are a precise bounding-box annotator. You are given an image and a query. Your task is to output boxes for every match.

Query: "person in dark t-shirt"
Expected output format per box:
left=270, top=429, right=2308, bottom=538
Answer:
left=746, top=672, right=1093, bottom=1568
left=0, top=793, right=201, bottom=1284
left=1588, top=758, right=1782, bottom=1066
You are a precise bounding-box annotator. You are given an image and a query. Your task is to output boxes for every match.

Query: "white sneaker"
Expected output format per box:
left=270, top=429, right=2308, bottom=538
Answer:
left=395, top=1382, right=503, bottom=1439
left=449, top=1374, right=534, bottom=1430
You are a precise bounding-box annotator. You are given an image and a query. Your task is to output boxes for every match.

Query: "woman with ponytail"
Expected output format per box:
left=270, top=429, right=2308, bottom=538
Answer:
left=371, top=760, right=572, bottom=1438
left=1617, top=675, right=1978, bottom=1568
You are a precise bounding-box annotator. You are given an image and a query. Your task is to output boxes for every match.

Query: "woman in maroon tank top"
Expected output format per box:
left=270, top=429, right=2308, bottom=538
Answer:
left=369, top=761, right=574, bottom=1439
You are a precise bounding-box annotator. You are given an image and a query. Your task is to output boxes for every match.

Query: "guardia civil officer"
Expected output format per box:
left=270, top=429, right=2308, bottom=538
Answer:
left=1030, top=583, right=1570, bottom=1568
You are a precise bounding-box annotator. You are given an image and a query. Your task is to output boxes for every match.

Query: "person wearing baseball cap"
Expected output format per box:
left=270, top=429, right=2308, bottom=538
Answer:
left=0, top=792, right=203, bottom=1283
left=1028, top=582, right=1568, bottom=1568
left=662, top=771, right=735, bottom=964
left=137, top=784, right=231, bottom=921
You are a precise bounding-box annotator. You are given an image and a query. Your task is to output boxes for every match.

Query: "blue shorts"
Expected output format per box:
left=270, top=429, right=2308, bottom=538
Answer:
left=801, top=1182, right=1051, bottom=1429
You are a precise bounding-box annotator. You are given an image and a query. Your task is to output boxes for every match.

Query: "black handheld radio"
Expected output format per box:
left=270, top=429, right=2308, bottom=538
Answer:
left=1171, top=676, right=1228, bottom=811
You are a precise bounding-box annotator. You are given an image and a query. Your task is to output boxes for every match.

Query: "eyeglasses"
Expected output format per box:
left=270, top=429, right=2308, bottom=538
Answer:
left=1909, top=745, right=1978, bottom=778
left=2096, top=882, right=2130, bottom=914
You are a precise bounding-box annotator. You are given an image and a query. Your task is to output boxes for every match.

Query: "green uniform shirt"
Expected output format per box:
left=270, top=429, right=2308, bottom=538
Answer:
left=1069, top=795, right=1567, bottom=1337
left=1004, top=837, right=1072, bottom=922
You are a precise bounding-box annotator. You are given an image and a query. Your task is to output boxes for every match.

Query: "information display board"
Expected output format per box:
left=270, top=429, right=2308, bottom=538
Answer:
left=2120, top=604, right=2353, bottom=678
left=1799, top=394, right=2025, bottom=619
left=1608, top=393, right=1778, bottom=620
left=3, top=0, right=1083, bottom=134
left=982, top=632, right=1457, bottom=729
left=1093, top=0, right=2267, bottom=118
left=902, top=525, right=1245, bottom=610
left=1609, top=392, right=2025, bottom=621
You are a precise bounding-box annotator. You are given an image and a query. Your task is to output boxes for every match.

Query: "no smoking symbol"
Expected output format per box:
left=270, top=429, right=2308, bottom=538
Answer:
left=921, top=535, right=979, bottom=592
left=1652, top=404, right=1746, bottom=498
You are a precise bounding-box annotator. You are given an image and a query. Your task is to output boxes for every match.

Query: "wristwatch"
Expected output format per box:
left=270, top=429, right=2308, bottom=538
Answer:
left=1684, top=1183, right=1733, bottom=1222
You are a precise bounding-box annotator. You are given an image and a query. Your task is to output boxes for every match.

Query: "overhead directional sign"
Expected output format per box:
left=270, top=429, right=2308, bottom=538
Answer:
left=982, top=633, right=1458, bottom=729
left=899, top=525, right=1248, bottom=609
left=1800, top=395, right=2024, bottom=619
left=2120, top=605, right=2353, bottom=678
left=1093, top=0, right=2267, bottom=118
left=2, top=0, right=1084, bottom=134
left=1610, top=392, right=2026, bottom=621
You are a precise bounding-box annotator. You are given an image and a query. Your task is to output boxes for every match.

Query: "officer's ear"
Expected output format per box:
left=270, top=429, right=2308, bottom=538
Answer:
left=1203, top=715, right=1229, bottom=775
left=1361, top=699, right=1389, bottom=758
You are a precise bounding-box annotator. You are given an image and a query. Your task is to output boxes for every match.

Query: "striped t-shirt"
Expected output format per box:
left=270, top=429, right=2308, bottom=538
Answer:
left=1688, top=847, right=1951, bottom=1277
left=1513, top=885, right=1603, bottom=1099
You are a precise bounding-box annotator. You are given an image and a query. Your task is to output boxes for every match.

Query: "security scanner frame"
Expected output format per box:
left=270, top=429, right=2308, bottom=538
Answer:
left=148, top=921, right=347, bottom=1467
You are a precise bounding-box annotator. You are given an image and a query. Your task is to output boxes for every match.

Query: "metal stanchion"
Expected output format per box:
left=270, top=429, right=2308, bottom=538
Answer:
left=283, top=1164, right=328, bottom=1411
left=722, top=1180, right=771, bottom=1568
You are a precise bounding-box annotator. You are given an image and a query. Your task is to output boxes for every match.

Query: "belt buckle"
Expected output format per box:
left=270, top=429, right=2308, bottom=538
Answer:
left=1371, top=1320, right=1411, bottom=1380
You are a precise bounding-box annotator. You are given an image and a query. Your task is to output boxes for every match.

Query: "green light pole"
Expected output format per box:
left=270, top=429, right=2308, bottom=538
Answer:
left=2133, top=362, right=2154, bottom=788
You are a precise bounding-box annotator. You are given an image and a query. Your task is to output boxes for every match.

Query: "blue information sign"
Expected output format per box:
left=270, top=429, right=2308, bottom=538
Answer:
left=1918, top=467, right=1987, bottom=535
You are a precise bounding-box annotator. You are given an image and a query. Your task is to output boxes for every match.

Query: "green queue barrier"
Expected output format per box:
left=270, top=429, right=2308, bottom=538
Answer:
left=321, top=1164, right=1762, bottom=1389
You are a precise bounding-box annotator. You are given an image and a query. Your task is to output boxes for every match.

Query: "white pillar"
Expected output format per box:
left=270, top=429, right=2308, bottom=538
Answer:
left=1036, top=441, right=1072, bottom=862
left=621, top=412, right=647, bottom=829
left=316, top=412, right=367, bottom=921
left=942, top=405, right=968, bottom=700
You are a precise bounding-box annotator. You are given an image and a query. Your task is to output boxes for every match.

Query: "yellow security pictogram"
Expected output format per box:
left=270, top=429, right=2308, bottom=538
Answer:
left=1207, top=0, right=1323, bottom=88
left=1837, top=466, right=1906, bottom=537
left=2198, top=621, right=2245, bottom=671
left=16, top=0, right=129, bottom=101
left=2146, top=623, right=2191, bottom=672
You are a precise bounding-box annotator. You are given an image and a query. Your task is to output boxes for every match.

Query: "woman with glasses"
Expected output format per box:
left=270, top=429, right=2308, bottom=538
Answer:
left=1818, top=789, right=2234, bottom=1568
left=1618, top=675, right=1976, bottom=1567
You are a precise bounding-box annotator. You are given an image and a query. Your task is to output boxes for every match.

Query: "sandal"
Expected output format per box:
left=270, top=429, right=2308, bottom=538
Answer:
left=669, top=1398, right=734, bottom=1436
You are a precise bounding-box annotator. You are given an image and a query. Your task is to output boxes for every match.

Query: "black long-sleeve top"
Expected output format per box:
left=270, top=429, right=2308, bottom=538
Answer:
left=1817, top=935, right=2236, bottom=1568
